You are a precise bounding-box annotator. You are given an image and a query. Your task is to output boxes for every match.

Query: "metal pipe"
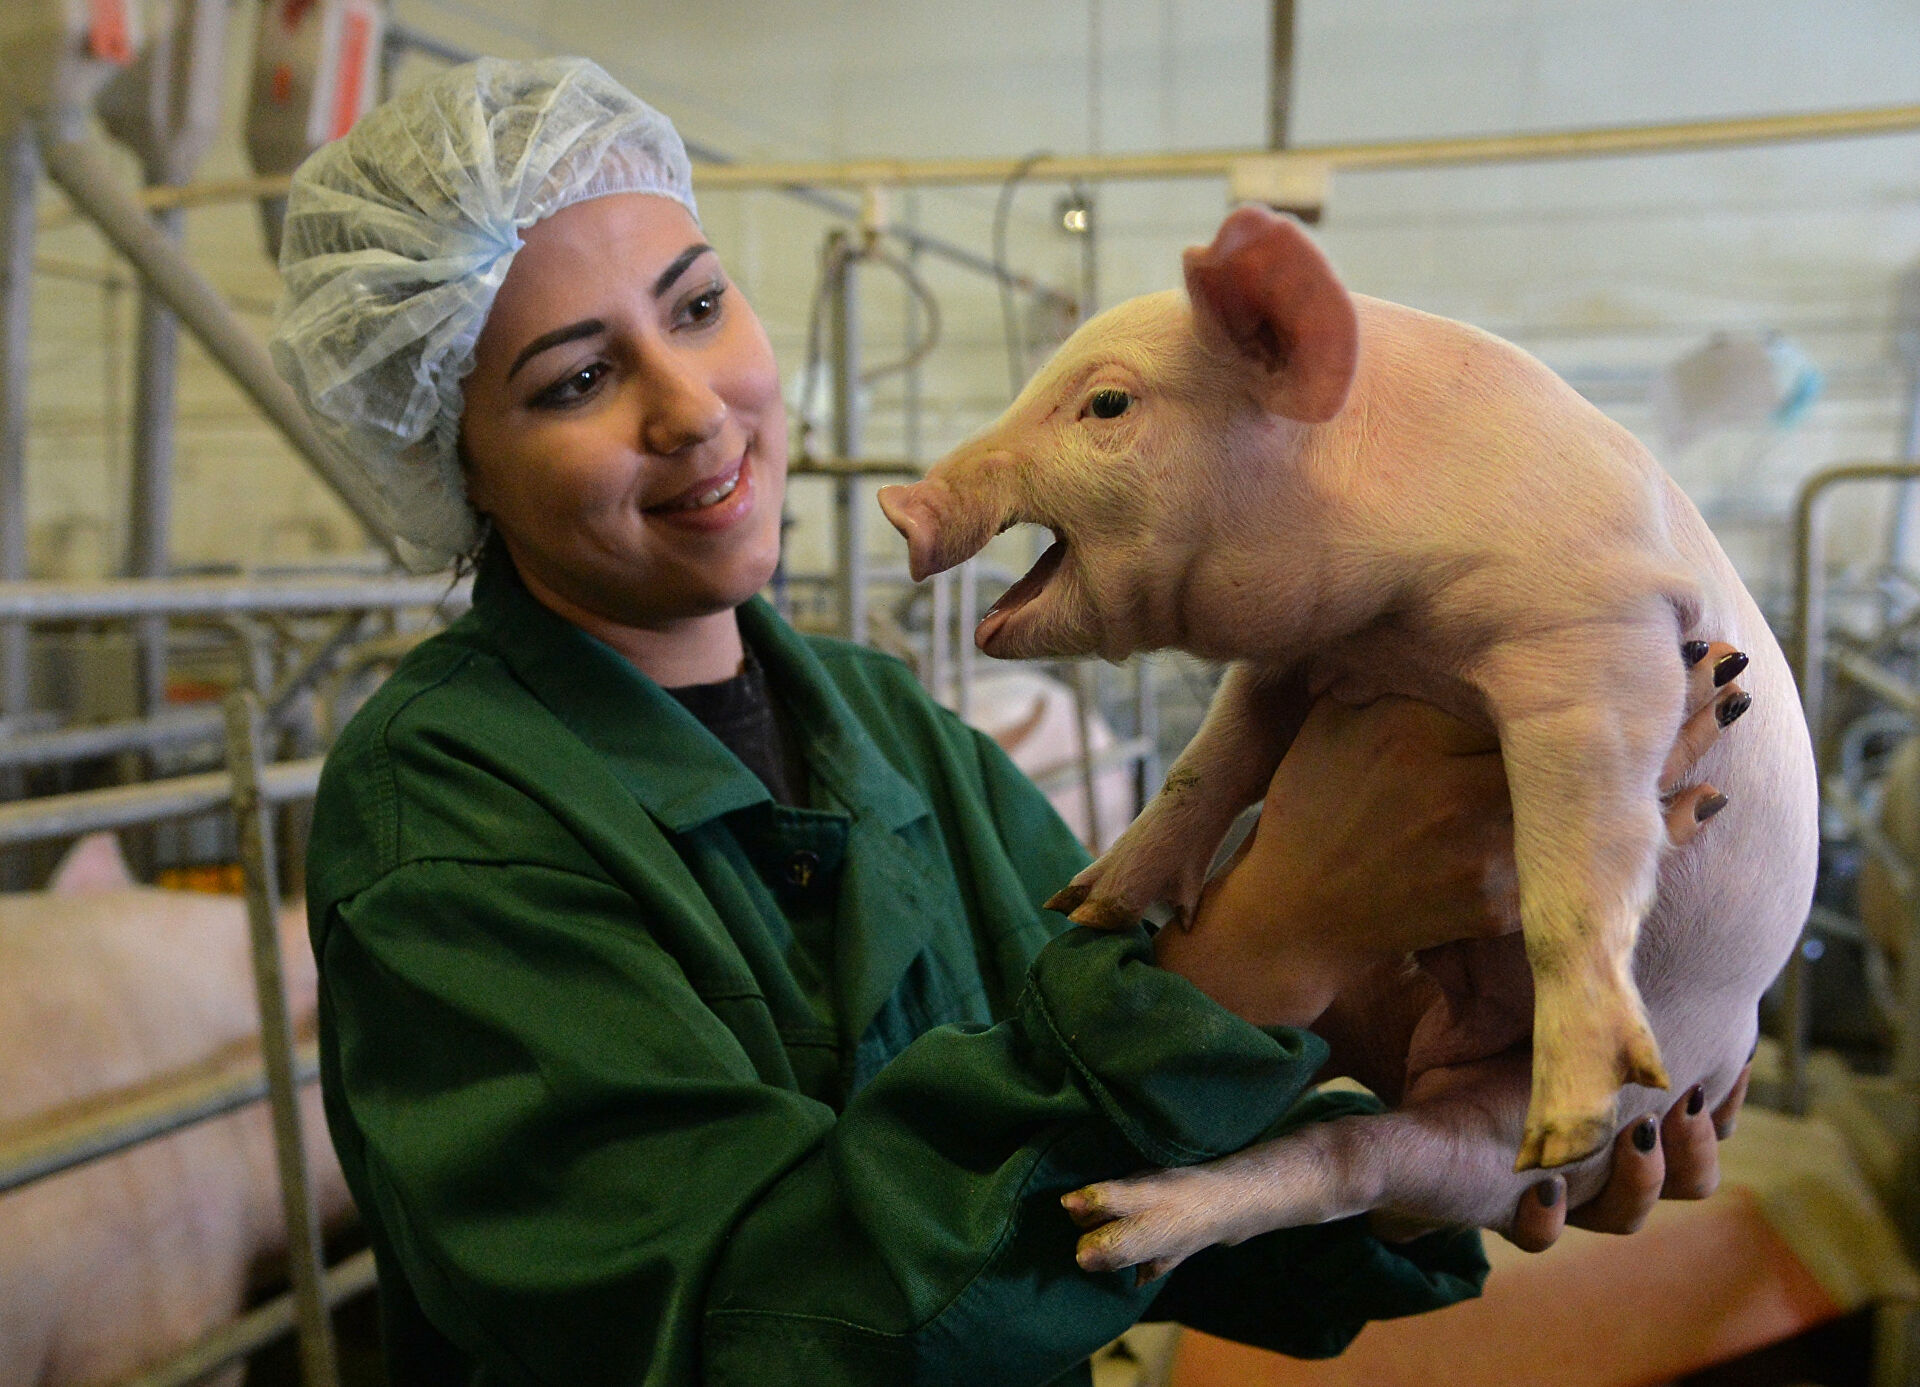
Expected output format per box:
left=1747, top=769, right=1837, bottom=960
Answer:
left=956, top=558, right=977, bottom=722
left=129, top=203, right=185, bottom=719
left=1786, top=459, right=1920, bottom=1115
left=0, top=125, right=35, bottom=734
left=34, top=135, right=397, bottom=559
left=225, top=691, right=337, bottom=1385
left=1268, top=0, right=1296, bottom=151
left=1790, top=462, right=1920, bottom=751
left=0, top=573, right=465, bottom=621
left=828, top=233, right=868, bottom=644
left=0, top=757, right=322, bottom=847
left=121, top=1248, right=377, bottom=1387
left=0, top=1044, right=319, bottom=1196
left=128, top=100, right=1920, bottom=203
left=0, top=705, right=223, bottom=771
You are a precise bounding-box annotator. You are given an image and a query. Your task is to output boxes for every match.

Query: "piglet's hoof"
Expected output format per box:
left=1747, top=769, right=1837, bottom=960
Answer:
left=1514, top=1113, right=1615, bottom=1172
left=1044, top=882, right=1091, bottom=915
left=1068, top=896, right=1141, bottom=932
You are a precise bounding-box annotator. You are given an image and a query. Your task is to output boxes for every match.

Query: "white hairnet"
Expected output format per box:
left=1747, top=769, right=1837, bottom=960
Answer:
left=269, top=56, right=698, bottom=569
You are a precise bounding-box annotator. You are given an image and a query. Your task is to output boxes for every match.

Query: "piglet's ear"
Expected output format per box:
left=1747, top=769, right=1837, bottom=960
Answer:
left=1182, top=205, right=1358, bottom=423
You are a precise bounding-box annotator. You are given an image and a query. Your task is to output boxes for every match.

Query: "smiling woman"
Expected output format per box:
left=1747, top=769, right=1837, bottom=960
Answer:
left=459, top=196, right=788, bottom=685
left=267, top=54, right=1743, bottom=1387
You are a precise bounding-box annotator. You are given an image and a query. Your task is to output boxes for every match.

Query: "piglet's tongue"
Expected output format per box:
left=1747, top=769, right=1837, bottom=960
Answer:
left=976, top=539, right=1065, bottom=651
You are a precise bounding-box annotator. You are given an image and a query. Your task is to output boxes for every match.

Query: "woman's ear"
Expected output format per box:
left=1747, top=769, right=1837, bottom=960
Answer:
left=1181, top=205, right=1359, bottom=423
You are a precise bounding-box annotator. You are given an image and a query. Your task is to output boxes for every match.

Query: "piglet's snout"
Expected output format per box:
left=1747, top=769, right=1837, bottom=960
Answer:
left=878, top=479, right=1004, bottom=582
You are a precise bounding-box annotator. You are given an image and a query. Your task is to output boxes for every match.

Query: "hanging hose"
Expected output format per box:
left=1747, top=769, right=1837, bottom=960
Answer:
left=795, top=235, right=945, bottom=459
left=993, top=151, right=1051, bottom=400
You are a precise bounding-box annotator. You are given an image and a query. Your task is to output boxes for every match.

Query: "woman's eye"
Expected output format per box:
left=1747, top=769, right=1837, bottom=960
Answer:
left=531, top=362, right=606, bottom=409
left=682, top=282, right=727, bottom=327
left=1087, top=388, right=1132, bottom=419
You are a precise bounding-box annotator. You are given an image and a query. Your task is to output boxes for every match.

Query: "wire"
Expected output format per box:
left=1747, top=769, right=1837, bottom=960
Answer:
left=857, top=248, right=942, bottom=386
left=993, top=152, right=1051, bottom=400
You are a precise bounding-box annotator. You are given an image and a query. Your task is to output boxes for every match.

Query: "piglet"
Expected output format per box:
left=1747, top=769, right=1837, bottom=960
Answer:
left=877, top=206, right=1817, bottom=1267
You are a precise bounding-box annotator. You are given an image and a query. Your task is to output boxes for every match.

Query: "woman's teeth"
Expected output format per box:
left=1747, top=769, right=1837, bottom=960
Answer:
left=662, top=469, right=740, bottom=512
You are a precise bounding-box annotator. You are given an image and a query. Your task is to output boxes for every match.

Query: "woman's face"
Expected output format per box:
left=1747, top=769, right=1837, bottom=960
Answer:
left=461, top=193, right=787, bottom=634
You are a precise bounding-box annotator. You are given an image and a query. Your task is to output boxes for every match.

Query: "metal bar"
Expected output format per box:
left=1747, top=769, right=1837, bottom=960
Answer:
left=0, top=705, right=223, bottom=771
left=1790, top=463, right=1920, bottom=755
left=0, top=757, right=322, bottom=847
left=787, top=457, right=923, bottom=479
left=1268, top=0, right=1295, bottom=151
left=956, top=558, right=977, bottom=722
left=0, top=125, right=36, bottom=732
left=130, top=100, right=1920, bottom=203
left=1787, top=459, right=1920, bottom=1116
left=120, top=1248, right=377, bottom=1387
left=686, top=102, right=1920, bottom=190
left=1069, top=663, right=1103, bottom=851
left=1832, top=647, right=1920, bottom=719
left=129, top=204, right=185, bottom=719
left=225, top=691, right=337, bottom=1385
left=35, top=135, right=397, bottom=560
left=828, top=234, right=868, bottom=644
left=0, top=1045, right=319, bottom=1196
left=0, top=614, right=368, bottom=772
left=0, top=574, right=465, bottom=621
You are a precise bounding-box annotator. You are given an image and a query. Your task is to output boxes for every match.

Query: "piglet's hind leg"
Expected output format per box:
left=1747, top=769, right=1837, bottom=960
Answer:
left=1484, top=631, right=1679, bottom=1171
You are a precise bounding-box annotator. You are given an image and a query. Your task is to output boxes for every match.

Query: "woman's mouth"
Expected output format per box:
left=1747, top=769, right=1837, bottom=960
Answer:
left=646, top=456, right=755, bottom=530
left=652, top=459, right=744, bottom=513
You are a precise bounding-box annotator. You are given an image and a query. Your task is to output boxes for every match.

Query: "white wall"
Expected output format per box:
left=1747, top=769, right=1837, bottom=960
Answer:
left=17, top=0, right=1920, bottom=624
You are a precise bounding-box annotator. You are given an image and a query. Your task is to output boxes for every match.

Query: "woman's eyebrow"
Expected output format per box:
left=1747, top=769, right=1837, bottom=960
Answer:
left=507, top=319, right=607, bottom=381
left=653, top=243, right=715, bottom=298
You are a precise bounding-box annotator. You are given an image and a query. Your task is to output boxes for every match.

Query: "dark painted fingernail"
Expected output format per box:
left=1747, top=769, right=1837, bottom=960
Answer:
left=1695, top=791, right=1730, bottom=823
left=1686, top=1085, right=1705, bottom=1116
left=1633, top=1117, right=1658, bottom=1153
left=1716, top=691, right=1752, bottom=728
left=1535, top=1178, right=1563, bottom=1208
left=1713, top=651, right=1748, bottom=687
left=1682, top=640, right=1710, bottom=666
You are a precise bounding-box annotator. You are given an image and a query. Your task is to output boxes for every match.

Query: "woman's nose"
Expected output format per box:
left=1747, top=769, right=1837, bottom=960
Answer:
left=640, top=354, right=728, bottom=456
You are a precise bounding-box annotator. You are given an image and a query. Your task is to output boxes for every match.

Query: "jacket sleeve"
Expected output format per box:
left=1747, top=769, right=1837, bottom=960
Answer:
left=319, top=858, right=1481, bottom=1387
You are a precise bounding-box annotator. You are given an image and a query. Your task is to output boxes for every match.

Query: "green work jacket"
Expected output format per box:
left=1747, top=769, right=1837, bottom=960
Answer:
left=305, top=555, right=1485, bottom=1387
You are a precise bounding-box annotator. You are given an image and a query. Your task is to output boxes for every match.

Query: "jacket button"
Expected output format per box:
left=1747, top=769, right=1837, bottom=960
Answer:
left=784, top=849, right=821, bottom=889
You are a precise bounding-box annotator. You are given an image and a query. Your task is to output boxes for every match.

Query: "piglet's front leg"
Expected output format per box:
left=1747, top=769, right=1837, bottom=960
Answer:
left=1050, top=662, right=1305, bottom=930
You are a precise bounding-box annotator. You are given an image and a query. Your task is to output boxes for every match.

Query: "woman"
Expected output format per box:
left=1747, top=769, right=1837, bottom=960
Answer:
left=272, top=57, right=1748, bottom=1386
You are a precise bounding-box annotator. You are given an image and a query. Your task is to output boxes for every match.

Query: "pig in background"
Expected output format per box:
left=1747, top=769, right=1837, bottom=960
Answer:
left=0, top=834, right=353, bottom=1387
left=968, top=668, right=1136, bottom=852
left=880, top=206, right=1817, bottom=1270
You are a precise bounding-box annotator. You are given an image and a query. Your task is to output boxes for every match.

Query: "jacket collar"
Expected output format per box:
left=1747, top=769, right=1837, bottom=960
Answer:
left=467, top=553, right=929, bottom=837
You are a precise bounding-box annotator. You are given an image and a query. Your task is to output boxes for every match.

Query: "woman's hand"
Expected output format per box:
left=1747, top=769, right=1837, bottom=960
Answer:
left=1157, top=640, right=1751, bottom=1029
left=1504, top=1060, right=1753, bottom=1250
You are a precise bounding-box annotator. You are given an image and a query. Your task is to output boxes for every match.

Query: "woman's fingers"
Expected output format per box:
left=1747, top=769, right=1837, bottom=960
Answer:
left=1501, top=1175, right=1569, bottom=1253
left=1657, top=1084, right=1723, bottom=1199
left=1567, top=1113, right=1665, bottom=1235
left=1661, top=640, right=1750, bottom=793
left=1713, top=1061, right=1753, bottom=1141
left=1664, top=782, right=1729, bottom=847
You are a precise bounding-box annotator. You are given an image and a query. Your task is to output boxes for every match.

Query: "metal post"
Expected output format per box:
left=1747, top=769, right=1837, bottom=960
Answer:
left=956, top=558, right=977, bottom=722
left=36, top=135, right=397, bottom=559
left=128, top=202, right=183, bottom=717
left=224, top=691, right=338, bottom=1386
left=0, top=124, right=36, bottom=739
left=1268, top=0, right=1296, bottom=151
left=828, top=232, right=868, bottom=643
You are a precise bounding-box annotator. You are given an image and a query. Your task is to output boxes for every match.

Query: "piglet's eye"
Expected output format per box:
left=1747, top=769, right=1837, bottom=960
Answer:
left=1087, top=388, right=1132, bottom=419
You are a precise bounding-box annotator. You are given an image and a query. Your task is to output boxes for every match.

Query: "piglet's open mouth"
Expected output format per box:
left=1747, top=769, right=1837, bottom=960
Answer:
left=976, top=532, right=1066, bottom=652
